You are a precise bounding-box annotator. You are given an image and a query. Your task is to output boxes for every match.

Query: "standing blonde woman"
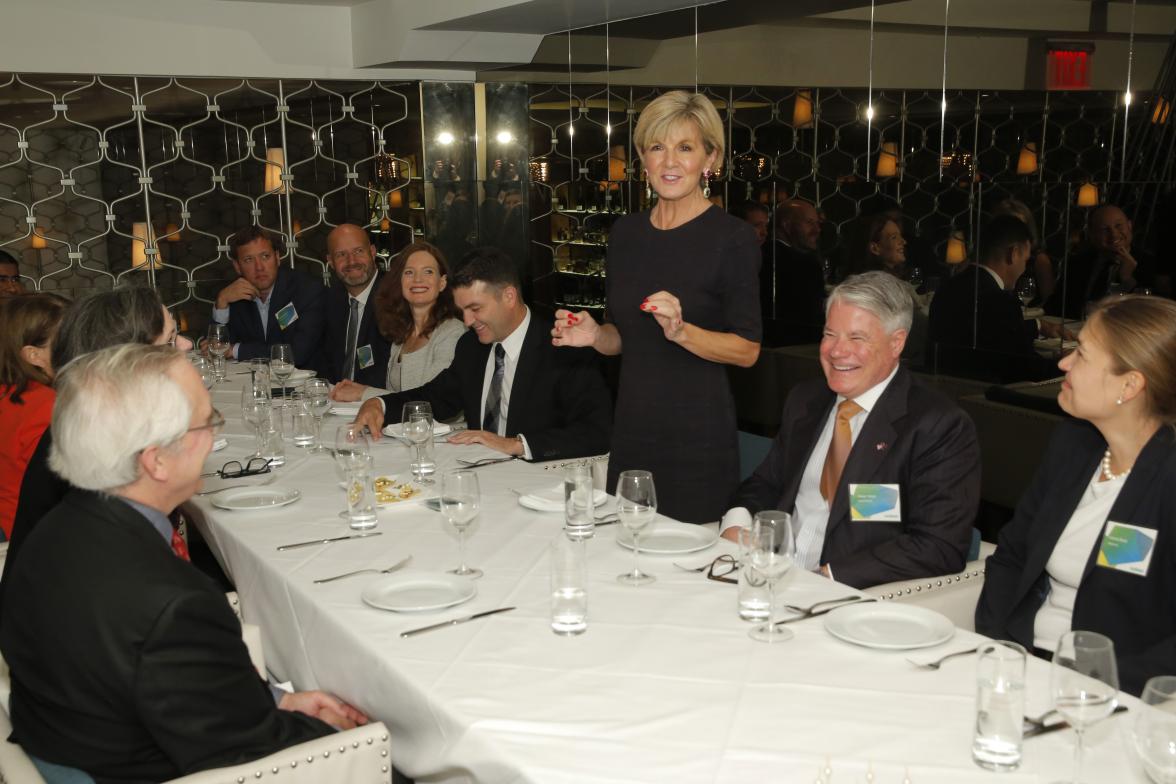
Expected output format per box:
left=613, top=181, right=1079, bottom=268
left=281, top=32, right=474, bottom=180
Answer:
left=552, top=91, right=761, bottom=523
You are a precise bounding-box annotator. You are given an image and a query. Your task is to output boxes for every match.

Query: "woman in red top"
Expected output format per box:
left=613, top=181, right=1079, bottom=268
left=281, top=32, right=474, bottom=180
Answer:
left=0, top=294, right=68, bottom=537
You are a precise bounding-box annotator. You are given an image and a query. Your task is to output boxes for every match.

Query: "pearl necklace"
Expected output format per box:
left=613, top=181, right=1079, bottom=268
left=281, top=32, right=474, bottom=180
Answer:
left=1101, top=448, right=1131, bottom=481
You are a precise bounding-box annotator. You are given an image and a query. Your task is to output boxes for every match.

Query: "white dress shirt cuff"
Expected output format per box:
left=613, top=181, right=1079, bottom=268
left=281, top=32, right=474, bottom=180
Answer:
left=376, top=397, right=386, bottom=416
left=518, top=434, right=533, bottom=461
left=719, top=506, right=752, bottom=536
left=212, top=306, right=230, bottom=325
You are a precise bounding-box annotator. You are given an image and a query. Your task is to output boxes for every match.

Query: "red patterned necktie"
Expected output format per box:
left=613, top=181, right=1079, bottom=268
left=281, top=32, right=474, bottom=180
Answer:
left=169, top=511, right=191, bottom=561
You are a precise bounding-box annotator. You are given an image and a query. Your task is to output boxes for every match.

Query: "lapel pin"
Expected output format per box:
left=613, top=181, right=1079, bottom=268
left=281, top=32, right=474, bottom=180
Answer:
left=876, top=442, right=888, bottom=451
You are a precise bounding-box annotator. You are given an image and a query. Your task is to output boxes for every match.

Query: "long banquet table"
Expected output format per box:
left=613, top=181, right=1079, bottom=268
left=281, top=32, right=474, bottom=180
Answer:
left=187, top=366, right=1144, bottom=783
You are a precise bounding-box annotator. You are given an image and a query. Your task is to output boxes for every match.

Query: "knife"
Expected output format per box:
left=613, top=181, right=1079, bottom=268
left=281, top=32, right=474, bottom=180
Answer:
left=276, top=532, right=383, bottom=551
left=400, top=606, right=516, bottom=638
left=1023, top=704, right=1128, bottom=739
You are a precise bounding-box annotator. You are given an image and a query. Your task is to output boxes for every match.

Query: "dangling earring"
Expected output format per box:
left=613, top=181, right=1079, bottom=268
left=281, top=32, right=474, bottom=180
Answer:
left=701, top=169, right=711, bottom=199
left=645, top=180, right=652, bottom=201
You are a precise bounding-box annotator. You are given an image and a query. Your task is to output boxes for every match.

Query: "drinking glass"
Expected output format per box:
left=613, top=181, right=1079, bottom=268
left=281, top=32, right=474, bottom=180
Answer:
left=972, top=641, right=1026, bottom=771
left=259, top=406, right=285, bottom=467
left=616, top=470, right=657, bottom=586
left=736, top=526, right=770, bottom=622
left=206, top=323, right=229, bottom=382
left=191, top=355, right=215, bottom=390
left=1016, top=275, right=1038, bottom=307
left=1132, top=676, right=1176, bottom=783
left=401, top=401, right=434, bottom=485
left=248, top=357, right=270, bottom=392
left=550, top=534, right=588, bottom=635
left=747, top=510, right=795, bottom=643
left=1051, top=630, right=1119, bottom=784
left=302, top=378, right=331, bottom=454
left=270, top=343, right=294, bottom=400
left=440, top=470, right=481, bottom=579
left=240, top=387, right=271, bottom=459
left=563, top=463, right=595, bottom=541
left=344, top=453, right=378, bottom=530
left=334, top=423, right=372, bottom=519
left=289, top=390, right=316, bottom=447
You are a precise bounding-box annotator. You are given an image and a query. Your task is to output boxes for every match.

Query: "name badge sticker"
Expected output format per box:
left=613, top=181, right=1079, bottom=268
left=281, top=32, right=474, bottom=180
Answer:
left=1097, top=520, right=1157, bottom=577
left=849, top=483, right=902, bottom=522
left=356, top=344, right=375, bottom=369
left=275, top=303, right=299, bottom=330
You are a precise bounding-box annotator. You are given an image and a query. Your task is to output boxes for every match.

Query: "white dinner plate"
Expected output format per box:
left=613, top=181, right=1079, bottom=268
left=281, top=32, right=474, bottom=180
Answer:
left=615, top=521, right=718, bottom=555
left=211, top=437, right=229, bottom=452
left=330, top=403, right=362, bottom=417
left=210, top=486, right=301, bottom=511
left=361, top=572, right=476, bottom=613
left=518, top=484, right=608, bottom=513
left=823, top=603, right=955, bottom=650
left=383, top=421, right=452, bottom=438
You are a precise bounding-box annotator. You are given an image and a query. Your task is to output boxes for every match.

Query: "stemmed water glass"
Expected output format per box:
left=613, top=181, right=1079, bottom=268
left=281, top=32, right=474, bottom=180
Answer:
left=206, top=323, right=229, bottom=382
left=1016, top=275, right=1038, bottom=307
left=1132, top=676, right=1176, bottom=783
left=746, top=511, right=796, bottom=643
left=1051, top=630, right=1119, bottom=784
left=401, top=401, right=434, bottom=485
left=270, top=343, right=294, bottom=400
left=240, top=386, right=271, bottom=459
left=616, top=470, right=657, bottom=586
left=302, top=377, right=331, bottom=454
left=334, top=423, right=372, bottom=519
left=440, top=470, right=481, bottom=579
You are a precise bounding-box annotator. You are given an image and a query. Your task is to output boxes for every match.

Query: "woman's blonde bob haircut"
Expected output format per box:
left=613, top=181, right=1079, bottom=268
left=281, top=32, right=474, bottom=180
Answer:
left=633, top=90, right=725, bottom=166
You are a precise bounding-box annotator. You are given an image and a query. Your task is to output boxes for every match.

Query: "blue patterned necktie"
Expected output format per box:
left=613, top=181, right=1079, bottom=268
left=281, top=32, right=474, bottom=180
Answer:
left=482, top=343, right=506, bottom=433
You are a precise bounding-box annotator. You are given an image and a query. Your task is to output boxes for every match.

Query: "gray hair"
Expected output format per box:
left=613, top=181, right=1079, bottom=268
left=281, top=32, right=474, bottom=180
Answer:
left=826, top=271, right=914, bottom=334
left=49, top=344, right=192, bottom=492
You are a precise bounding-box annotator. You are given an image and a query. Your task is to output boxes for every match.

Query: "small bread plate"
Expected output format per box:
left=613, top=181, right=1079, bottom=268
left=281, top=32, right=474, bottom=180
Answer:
left=210, top=486, right=301, bottom=511
left=361, top=572, right=477, bottom=613
left=616, top=521, right=718, bottom=555
left=823, top=603, right=955, bottom=650
left=329, top=402, right=362, bottom=418
left=518, top=483, right=608, bottom=513
left=382, top=421, right=453, bottom=439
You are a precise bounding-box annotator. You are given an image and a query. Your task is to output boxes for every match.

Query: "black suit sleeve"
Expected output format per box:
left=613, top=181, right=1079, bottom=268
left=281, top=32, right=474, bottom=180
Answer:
left=520, top=349, right=612, bottom=462
left=136, top=590, right=330, bottom=775
left=830, top=404, right=980, bottom=588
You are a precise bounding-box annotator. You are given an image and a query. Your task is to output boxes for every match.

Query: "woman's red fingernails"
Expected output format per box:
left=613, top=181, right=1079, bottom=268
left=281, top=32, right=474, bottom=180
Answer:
left=649, top=305, right=657, bottom=311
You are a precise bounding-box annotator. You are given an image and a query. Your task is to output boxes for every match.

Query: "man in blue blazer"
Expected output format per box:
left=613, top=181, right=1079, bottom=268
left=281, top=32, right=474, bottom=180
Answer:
left=322, top=223, right=390, bottom=387
left=210, top=226, right=326, bottom=370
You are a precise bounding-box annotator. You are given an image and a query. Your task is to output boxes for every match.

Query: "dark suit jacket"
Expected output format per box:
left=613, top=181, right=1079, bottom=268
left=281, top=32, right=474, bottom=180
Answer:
left=323, top=272, right=391, bottom=387
left=975, top=421, right=1176, bottom=696
left=378, top=313, right=612, bottom=462
left=731, top=367, right=981, bottom=588
left=927, top=265, right=1058, bottom=383
left=1045, top=246, right=1159, bottom=320
left=0, top=490, right=331, bottom=783
left=226, top=266, right=326, bottom=370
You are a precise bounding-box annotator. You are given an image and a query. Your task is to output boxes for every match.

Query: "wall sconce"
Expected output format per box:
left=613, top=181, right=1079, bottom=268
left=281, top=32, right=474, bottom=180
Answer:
left=30, top=229, right=47, bottom=249
left=292, top=220, right=302, bottom=235
left=792, top=90, right=814, bottom=129
left=436, top=131, right=455, bottom=146
left=389, top=189, right=404, bottom=209
left=1153, top=97, right=1171, bottom=125
left=131, top=222, right=161, bottom=270
left=264, top=147, right=286, bottom=194
left=1015, top=142, right=1038, bottom=175
left=495, top=130, right=514, bottom=145
left=945, top=231, right=967, bottom=265
left=875, top=142, right=898, bottom=178
left=379, top=217, right=391, bottom=232
left=1076, top=182, right=1099, bottom=207
left=163, top=222, right=181, bottom=241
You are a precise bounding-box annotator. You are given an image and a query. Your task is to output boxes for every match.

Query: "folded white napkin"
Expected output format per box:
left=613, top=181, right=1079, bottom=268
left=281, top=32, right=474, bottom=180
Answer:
left=518, top=484, right=607, bottom=513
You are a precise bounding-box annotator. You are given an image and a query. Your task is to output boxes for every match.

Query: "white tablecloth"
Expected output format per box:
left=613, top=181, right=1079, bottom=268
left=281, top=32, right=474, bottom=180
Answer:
left=187, top=369, right=1144, bottom=783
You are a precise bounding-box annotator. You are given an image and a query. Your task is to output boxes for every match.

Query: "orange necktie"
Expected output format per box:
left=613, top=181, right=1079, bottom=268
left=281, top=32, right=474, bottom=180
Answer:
left=819, top=399, right=863, bottom=502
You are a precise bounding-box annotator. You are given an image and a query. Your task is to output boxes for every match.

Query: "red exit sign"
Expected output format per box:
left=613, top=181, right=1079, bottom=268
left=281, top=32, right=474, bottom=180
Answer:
left=1047, top=46, right=1093, bottom=90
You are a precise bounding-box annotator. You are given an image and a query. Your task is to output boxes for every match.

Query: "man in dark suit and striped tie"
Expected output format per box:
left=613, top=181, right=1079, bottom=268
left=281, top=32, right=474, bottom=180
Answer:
left=323, top=223, right=390, bottom=387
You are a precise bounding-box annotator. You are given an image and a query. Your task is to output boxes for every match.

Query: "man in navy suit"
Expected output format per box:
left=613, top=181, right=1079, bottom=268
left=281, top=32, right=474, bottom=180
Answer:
left=210, top=226, right=326, bottom=369
left=722, top=272, right=981, bottom=589
left=354, top=247, right=612, bottom=462
left=322, top=223, right=391, bottom=387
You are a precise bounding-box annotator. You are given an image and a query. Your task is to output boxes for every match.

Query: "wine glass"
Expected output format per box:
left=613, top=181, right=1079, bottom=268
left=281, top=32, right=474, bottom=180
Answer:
left=401, top=401, right=434, bottom=486
left=1132, top=676, right=1176, bottom=783
left=240, top=387, right=271, bottom=459
left=616, top=470, right=657, bottom=586
left=1051, top=630, right=1119, bottom=784
left=746, top=511, right=796, bottom=643
left=191, top=355, right=215, bottom=390
left=334, top=423, right=372, bottom=520
left=440, top=470, right=481, bottom=579
left=270, top=343, right=294, bottom=401
left=1016, top=275, right=1038, bottom=307
left=206, top=323, right=229, bottom=382
left=302, top=378, right=331, bottom=454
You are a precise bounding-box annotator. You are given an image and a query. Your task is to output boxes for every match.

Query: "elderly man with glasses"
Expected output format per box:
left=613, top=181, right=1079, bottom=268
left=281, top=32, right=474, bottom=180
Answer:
left=0, top=344, right=366, bottom=782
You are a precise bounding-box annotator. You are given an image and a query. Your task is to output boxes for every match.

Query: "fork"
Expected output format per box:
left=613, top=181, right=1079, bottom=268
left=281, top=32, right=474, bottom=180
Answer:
left=458, top=456, right=517, bottom=469
left=906, top=646, right=981, bottom=670
left=780, top=595, right=863, bottom=616
left=313, top=555, right=412, bottom=584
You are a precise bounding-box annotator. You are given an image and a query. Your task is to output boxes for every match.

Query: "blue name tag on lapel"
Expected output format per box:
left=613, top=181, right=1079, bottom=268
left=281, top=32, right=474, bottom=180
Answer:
left=274, top=303, right=299, bottom=330
left=356, top=344, right=375, bottom=369
left=848, top=483, right=902, bottom=521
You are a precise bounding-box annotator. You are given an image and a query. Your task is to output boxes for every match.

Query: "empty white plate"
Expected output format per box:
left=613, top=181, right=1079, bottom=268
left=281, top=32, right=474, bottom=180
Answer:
left=361, top=573, right=476, bottom=613
left=383, top=421, right=452, bottom=439
left=823, top=603, right=955, bottom=650
left=210, top=486, right=301, bottom=511
left=330, top=403, right=362, bottom=417
left=518, top=484, right=608, bottom=513
left=616, top=521, right=718, bottom=555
